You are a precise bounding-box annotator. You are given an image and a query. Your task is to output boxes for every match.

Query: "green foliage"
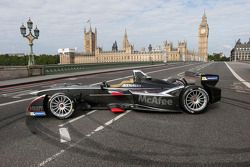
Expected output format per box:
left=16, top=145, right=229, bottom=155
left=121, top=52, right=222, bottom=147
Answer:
left=208, top=54, right=230, bottom=61
left=35, top=54, right=60, bottom=65
left=0, top=54, right=60, bottom=66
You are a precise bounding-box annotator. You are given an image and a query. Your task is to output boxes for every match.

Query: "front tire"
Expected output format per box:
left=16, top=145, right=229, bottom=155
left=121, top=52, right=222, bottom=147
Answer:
left=181, top=86, right=209, bottom=114
left=48, top=93, right=75, bottom=119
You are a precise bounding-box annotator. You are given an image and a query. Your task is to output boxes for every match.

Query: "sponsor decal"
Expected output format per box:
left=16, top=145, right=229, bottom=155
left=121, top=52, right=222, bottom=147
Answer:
left=34, top=111, right=46, bottom=116
left=201, top=77, right=207, bottom=81
left=30, top=105, right=44, bottom=112
left=122, top=84, right=141, bottom=88
left=138, top=95, right=173, bottom=106
left=202, top=76, right=218, bottom=81
left=207, top=76, right=218, bottom=80
left=28, top=111, right=46, bottom=116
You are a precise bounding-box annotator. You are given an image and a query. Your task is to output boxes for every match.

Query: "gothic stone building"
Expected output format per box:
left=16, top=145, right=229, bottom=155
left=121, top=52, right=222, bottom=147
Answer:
left=60, top=13, right=209, bottom=64
left=230, top=39, right=250, bottom=61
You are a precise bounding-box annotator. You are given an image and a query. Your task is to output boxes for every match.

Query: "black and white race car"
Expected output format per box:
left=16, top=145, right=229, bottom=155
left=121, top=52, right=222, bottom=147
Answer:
left=27, top=70, right=221, bottom=119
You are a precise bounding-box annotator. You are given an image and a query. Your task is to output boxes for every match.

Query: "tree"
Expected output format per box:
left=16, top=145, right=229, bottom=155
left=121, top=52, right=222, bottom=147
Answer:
left=208, top=53, right=230, bottom=61
left=0, top=54, right=60, bottom=66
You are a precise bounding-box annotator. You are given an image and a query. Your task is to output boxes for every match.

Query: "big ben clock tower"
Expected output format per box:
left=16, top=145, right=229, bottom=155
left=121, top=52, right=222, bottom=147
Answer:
left=199, top=12, right=209, bottom=62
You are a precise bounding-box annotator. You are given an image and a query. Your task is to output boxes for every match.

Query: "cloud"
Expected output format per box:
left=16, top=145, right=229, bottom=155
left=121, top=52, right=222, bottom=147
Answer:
left=0, top=0, right=250, bottom=56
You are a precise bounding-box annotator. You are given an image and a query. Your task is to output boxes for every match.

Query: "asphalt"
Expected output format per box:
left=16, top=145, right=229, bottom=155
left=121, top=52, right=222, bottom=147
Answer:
left=0, top=62, right=249, bottom=167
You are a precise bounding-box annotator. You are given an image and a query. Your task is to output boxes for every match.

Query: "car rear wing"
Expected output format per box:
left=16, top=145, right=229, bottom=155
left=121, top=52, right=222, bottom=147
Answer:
left=182, top=71, right=219, bottom=87
left=201, top=74, right=219, bottom=87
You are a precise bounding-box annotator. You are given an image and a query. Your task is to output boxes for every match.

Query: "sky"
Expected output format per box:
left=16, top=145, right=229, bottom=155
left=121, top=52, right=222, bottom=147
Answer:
left=0, top=0, right=250, bottom=56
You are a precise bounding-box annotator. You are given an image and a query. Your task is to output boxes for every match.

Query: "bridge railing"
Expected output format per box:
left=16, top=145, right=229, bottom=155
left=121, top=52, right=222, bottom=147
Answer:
left=43, top=61, right=163, bottom=75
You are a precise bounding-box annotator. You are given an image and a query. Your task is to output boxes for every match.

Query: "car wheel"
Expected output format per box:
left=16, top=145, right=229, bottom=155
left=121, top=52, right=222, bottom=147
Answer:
left=48, top=93, right=75, bottom=119
left=181, top=86, right=209, bottom=114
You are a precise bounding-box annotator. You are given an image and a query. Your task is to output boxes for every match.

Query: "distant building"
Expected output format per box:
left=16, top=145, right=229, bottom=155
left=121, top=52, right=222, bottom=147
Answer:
left=58, top=48, right=76, bottom=64
left=165, top=40, right=197, bottom=62
left=59, top=13, right=208, bottom=64
left=230, top=39, right=250, bottom=61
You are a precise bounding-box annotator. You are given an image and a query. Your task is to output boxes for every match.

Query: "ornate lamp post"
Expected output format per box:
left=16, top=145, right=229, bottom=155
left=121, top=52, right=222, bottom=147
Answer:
left=20, top=18, right=39, bottom=66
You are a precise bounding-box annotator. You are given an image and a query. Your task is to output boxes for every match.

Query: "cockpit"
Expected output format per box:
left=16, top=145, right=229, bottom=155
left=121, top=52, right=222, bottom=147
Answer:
left=101, top=70, right=195, bottom=89
left=132, top=70, right=151, bottom=82
left=108, top=70, right=149, bottom=88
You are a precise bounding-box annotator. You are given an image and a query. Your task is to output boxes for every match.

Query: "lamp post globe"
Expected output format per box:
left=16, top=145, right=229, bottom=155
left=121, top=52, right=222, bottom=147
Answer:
left=27, top=18, right=33, bottom=30
left=20, top=18, right=39, bottom=66
left=34, top=26, right=39, bottom=38
left=20, top=24, right=26, bottom=37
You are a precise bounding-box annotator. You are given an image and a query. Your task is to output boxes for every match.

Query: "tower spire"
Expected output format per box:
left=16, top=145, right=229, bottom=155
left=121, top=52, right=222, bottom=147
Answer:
left=124, top=28, right=127, bottom=37
left=86, top=19, right=91, bottom=31
left=123, top=28, right=129, bottom=50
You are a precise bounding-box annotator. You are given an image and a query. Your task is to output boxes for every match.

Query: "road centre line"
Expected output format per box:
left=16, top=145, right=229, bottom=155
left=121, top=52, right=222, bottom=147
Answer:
left=1, top=89, right=34, bottom=97
left=58, top=110, right=97, bottom=127
left=0, top=97, right=34, bottom=107
left=225, top=62, right=250, bottom=88
left=0, top=80, right=56, bottom=92
left=39, top=110, right=131, bottom=167
left=0, top=62, right=200, bottom=107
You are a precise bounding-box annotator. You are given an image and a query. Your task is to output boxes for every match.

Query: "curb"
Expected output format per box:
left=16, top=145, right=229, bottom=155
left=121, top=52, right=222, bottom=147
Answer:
left=0, top=64, right=165, bottom=89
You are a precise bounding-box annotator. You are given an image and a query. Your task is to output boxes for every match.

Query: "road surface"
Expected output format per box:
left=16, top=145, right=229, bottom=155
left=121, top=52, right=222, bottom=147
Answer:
left=0, top=62, right=249, bottom=167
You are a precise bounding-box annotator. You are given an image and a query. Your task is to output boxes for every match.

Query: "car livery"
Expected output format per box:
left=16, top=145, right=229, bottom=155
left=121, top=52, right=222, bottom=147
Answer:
left=27, top=70, right=221, bottom=119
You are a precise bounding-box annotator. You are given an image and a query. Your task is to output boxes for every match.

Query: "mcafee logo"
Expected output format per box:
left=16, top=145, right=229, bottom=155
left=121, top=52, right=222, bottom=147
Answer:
left=138, top=96, right=173, bottom=106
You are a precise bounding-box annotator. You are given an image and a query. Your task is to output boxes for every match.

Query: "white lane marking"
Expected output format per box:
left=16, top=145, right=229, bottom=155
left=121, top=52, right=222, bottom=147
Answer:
left=104, top=118, right=115, bottom=126
left=39, top=110, right=131, bottom=166
left=0, top=81, right=56, bottom=92
left=38, top=149, right=65, bottom=167
left=0, top=90, right=34, bottom=97
left=13, top=90, right=37, bottom=98
left=94, top=126, right=104, bottom=132
left=0, top=97, right=34, bottom=107
left=91, top=63, right=200, bottom=86
left=225, top=62, right=250, bottom=88
left=169, top=62, right=212, bottom=78
left=89, top=111, right=130, bottom=136
left=147, top=63, right=198, bottom=74
left=58, top=110, right=97, bottom=127
left=59, top=128, right=71, bottom=143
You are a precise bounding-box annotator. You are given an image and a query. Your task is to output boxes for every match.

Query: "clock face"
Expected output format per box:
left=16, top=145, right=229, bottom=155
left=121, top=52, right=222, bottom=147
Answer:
left=200, top=28, right=206, bottom=34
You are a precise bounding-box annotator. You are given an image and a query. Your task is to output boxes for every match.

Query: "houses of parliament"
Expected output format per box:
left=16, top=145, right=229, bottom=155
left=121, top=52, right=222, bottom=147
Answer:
left=59, top=13, right=209, bottom=64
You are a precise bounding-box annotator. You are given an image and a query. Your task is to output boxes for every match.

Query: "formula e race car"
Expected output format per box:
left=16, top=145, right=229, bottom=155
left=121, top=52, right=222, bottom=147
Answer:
left=27, top=70, right=221, bottom=119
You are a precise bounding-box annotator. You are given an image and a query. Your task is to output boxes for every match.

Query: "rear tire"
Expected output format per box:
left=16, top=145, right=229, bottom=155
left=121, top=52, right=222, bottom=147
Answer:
left=180, top=86, right=209, bottom=114
left=48, top=93, right=75, bottom=119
